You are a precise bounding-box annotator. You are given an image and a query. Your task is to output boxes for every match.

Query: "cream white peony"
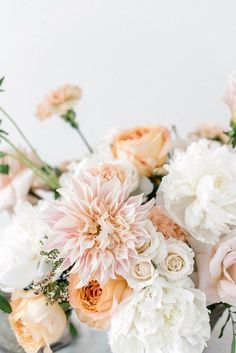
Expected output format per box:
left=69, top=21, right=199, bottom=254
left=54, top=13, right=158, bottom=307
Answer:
left=0, top=202, right=52, bottom=292
left=109, top=278, right=210, bottom=353
left=155, top=238, right=194, bottom=281
left=158, top=140, right=236, bottom=244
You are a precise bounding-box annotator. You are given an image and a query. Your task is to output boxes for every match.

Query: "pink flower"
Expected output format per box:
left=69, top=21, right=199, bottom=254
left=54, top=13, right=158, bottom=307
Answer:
left=223, top=73, right=236, bottom=118
left=0, top=149, right=41, bottom=212
left=45, top=164, right=155, bottom=287
left=149, top=206, right=188, bottom=241
left=36, top=84, right=82, bottom=120
left=195, top=230, right=236, bottom=306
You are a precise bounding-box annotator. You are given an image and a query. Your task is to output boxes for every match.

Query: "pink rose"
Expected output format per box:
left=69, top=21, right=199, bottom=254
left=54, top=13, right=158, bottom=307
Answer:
left=196, top=231, right=236, bottom=306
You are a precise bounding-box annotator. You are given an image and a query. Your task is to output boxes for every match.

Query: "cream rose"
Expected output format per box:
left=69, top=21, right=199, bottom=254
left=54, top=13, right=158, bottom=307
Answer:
left=69, top=274, right=131, bottom=330
left=155, top=238, right=194, bottom=281
left=112, top=126, right=171, bottom=176
left=9, top=290, right=67, bottom=353
left=196, top=230, right=236, bottom=306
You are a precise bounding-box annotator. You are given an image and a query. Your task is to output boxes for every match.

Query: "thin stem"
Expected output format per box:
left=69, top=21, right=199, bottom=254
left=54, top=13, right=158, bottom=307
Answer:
left=76, top=127, right=93, bottom=153
left=0, top=106, right=45, bottom=165
left=0, top=134, right=59, bottom=189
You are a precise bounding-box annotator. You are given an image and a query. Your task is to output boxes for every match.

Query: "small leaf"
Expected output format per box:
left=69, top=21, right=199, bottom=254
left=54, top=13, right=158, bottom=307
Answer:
left=0, top=164, right=9, bottom=174
left=0, top=77, right=4, bottom=92
left=69, top=322, right=78, bottom=338
left=0, top=151, right=7, bottom=158
left=0, top=293, right=12, bottom=314
left=231, top=335, right=236, bottom=353
left=219, top=311, right=231, bottom=338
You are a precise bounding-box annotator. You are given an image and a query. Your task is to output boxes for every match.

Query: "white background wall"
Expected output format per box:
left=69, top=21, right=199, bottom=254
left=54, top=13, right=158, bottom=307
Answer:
left=0, top=0, right=236, bottom=166
left=0, top=1, right=235, bottom=351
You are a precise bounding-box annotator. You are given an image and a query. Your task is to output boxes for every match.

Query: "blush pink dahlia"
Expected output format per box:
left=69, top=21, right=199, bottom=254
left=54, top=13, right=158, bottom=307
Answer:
left=45, top=165, right=155, bottom=287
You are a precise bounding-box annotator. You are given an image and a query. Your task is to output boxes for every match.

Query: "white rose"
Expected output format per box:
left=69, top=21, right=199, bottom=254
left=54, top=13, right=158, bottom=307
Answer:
left=137, top=220, right=167, bottom=262
left=155, top=238, right=194, bottom=281
left=109, top=278, right=210, bottom=353
left=127, top=259, right=157, bottom=289
left=0, top=202, right=51, bottom=292
left=158, top=139, right=236, bottom=244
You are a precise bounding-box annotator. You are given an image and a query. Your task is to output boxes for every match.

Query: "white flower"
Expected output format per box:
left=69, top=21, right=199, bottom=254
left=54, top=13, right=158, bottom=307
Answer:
left=137, top=220, right=167, bottom=262
left=158, top=140, right=236, bottom=244
left=109, top=279, right=210, bottom=353
left=155, top=238, right=194, bottom=281
left=0, top=202, right=52, bottom=292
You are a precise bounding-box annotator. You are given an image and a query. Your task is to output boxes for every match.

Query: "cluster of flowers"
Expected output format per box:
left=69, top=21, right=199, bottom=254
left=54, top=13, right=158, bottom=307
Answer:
left=1, top=75, right=236, bottom=353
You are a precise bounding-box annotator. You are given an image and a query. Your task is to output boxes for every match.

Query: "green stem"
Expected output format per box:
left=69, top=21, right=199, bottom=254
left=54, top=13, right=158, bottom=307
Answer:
left=0, top=134, right=59, bottom=190
left=0, top=106, right=44, bottom=164
left=76, top=127, right=93, bottom=153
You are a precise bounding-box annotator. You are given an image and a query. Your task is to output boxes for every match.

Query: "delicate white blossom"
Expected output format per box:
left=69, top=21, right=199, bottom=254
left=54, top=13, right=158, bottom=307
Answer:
left=156, top=238, right=194, bottom=281
left=109, top=279, right=210, bottom=353
left=158, top=140, right=236, bottom=244
left=0, top=202, right=51, bottom=292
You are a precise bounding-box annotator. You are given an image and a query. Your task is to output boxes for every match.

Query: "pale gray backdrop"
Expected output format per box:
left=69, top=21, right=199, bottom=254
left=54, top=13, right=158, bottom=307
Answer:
left=0, top=1, right=235, bottom=352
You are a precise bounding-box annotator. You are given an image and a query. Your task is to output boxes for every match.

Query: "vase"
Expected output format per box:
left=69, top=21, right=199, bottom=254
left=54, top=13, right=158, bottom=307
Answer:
left=0, top=311, right=75, bottom=353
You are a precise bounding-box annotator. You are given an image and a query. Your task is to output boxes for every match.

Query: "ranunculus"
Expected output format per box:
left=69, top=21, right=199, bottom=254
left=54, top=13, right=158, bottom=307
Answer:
left=69, top=274, right=131, bottom=329
left=158, top=140, right=236, bottom=244
left=109, top=278, right=210, bottom=353
left=36, top=84, right=82, bottom=120
left=9, top=290, right=67, bottom=353
left=196, top=230, right=236, bottom=306
left=155, top=238, right=194, bottom=281
left=0, top=202, right=51, bottom=292
left=112, top=126, right=171, bottom=176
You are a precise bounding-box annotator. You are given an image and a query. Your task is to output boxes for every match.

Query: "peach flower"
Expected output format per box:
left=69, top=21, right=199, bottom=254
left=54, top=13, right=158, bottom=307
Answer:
left=36, top=84, right=82, bottom=120
left=149, top=206, right=188, bottom=241
left=9, top=290, right=67, bottom=353
left=196, top=230, right=236, bottom=306
left=188, top=124, right=229, bottom=144
left=69, top=274, right=131, bottom=330
left=112, top=126, right=171, bottom=176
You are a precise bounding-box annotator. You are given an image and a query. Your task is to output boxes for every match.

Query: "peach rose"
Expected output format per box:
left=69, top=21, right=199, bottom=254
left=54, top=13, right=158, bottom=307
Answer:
left=36, top=84, right=82, bottom=120
left=112, top=126, right=171, bottom=176
left=196, top=231, right=236, bottom=306
left=69, top=274, right=132, bottom=329
left=9, top=290, right=67, bottom=353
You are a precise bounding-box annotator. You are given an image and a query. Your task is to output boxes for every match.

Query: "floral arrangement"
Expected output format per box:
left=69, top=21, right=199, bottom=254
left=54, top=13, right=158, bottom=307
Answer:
left=1, top=75, right=236, bottom=353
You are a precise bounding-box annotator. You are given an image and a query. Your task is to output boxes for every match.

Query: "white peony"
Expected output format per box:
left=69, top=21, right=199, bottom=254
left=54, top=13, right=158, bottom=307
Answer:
left=109, top=278, right=210, bottom=353
left=158, top=139, right=236, bottom=244
left=155, top=238, right=194, bottom=281
left=0, top=202, right=52, bottom=292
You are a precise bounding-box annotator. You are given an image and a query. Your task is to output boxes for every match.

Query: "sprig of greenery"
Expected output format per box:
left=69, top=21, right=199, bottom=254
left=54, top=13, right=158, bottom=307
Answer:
left=0, top=292, right=12, bottom=314
left=226, top=120, right=236, bottom=148
left=218, top=305, right=236, bottom=353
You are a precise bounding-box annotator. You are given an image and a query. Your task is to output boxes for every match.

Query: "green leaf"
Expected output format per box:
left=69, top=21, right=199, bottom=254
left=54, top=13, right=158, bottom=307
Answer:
left=0, top=77, right=4, bottom=92
left=69, top=322, right=78, bottom=338
left=219, top=311, right=231, bottom=338
left=231, top=335, right=236, bottom=353
left=0, top=151, right=7, bottom=158
left=0, top=164, right=9, bottom=174
left=0, top=293, right=12, bottom=314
